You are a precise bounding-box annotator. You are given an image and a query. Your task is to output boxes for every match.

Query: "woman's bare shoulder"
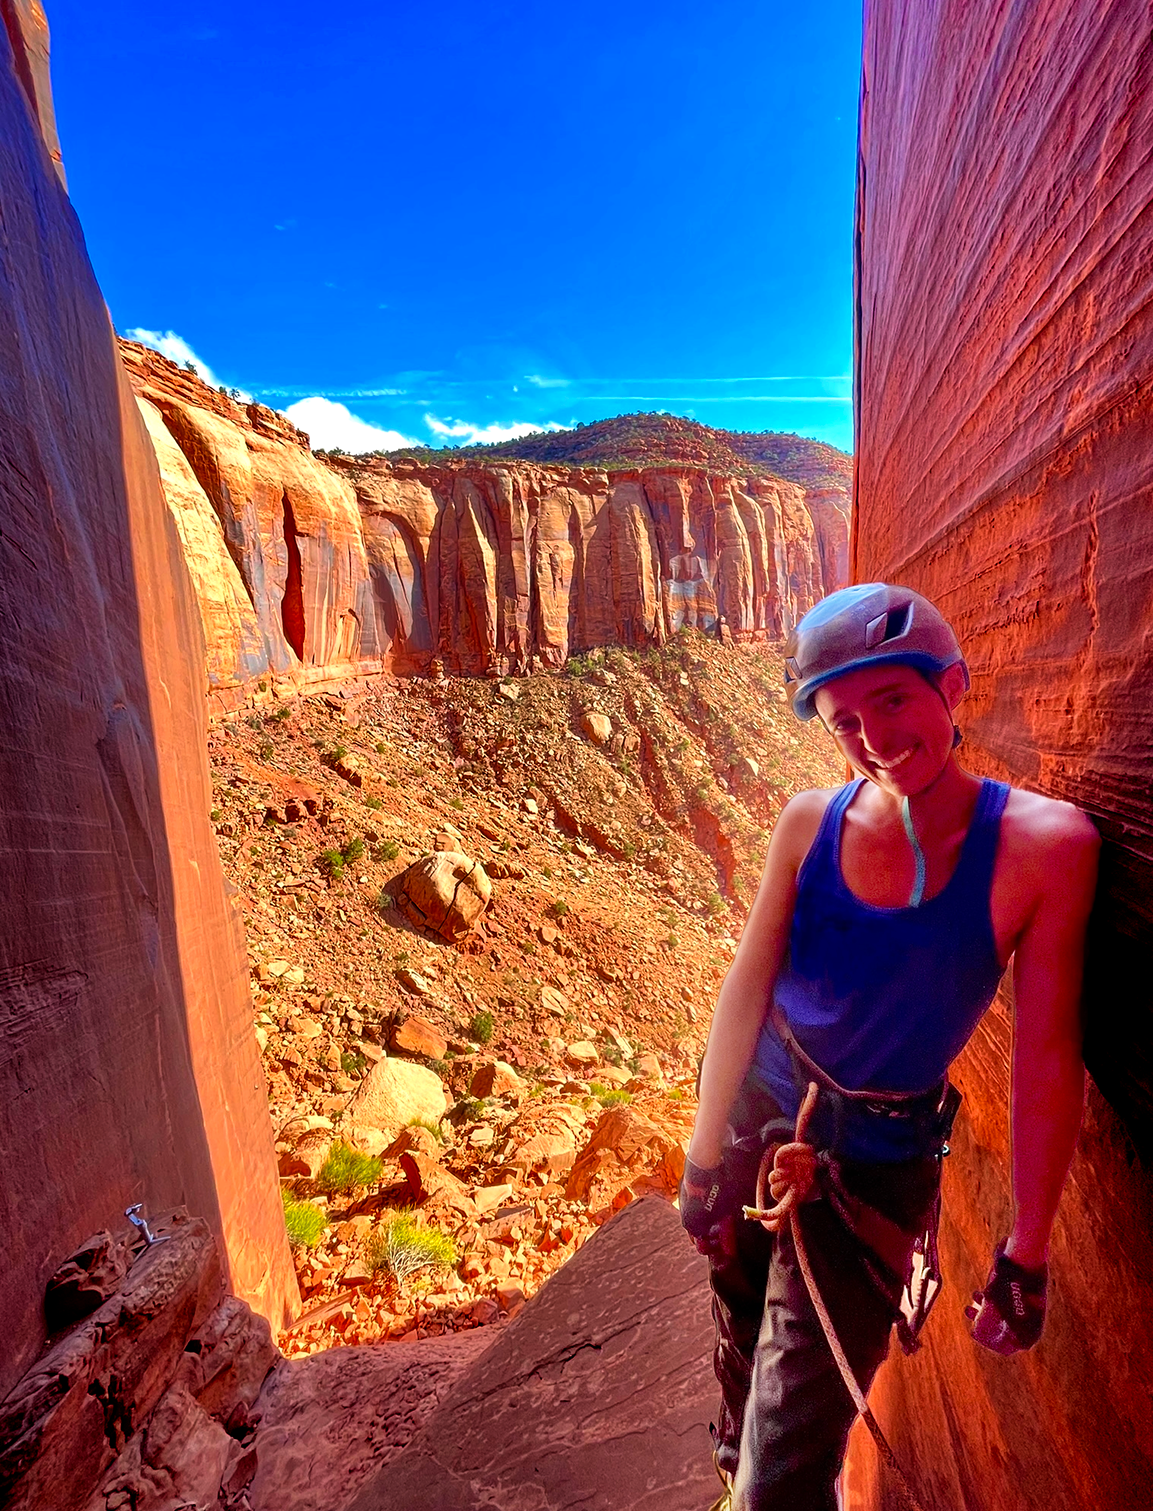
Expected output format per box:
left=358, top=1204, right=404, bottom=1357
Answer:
left=771, top=785, right=842, bottom=864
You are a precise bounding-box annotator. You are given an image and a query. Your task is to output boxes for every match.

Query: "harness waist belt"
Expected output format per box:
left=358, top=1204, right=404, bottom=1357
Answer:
left=768, top=1001, right=955, bottom=1124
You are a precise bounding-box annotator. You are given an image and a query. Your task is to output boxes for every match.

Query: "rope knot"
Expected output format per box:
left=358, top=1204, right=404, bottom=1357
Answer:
left=742, top=1081, right=820, bottom=1231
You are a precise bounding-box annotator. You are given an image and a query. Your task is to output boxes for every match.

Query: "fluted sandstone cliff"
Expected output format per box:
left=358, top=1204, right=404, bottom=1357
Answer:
left=0, top=9, right=295, bottom=1397
left=120, top=344, right=849, bottom=700
left=849, top=2, right=1153, bottom=1507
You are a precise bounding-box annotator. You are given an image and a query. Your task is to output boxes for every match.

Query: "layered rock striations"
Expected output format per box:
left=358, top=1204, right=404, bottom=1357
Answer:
left=121, top=344, right=850, bottom=700
left=851, top=2, right=1153, bottom=1506
left=0, top=9, right=295, bottom=1399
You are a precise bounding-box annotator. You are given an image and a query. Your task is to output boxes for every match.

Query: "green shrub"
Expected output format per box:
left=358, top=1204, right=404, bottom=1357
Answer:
left=272, top=704, right=292, bottom=722
left=375, top=741, right=388, bottom=754
left=407, top=1116, right=445, bottom=1143
left=376, top=889, right=395, bottom=912
left=451, top=1096, right=487, bottom=1123
left=468, top=1009, right=495, bottom=1044
left=366, top=1211, right=457, bottom=1288
left=210, top=808, right=221, bottom=824
left=316, top=1140, right=383, bottom=1195
left=364, top=795, right=383, bottom=810
left=705, top=892, right=726, bottom=917
left=281, top=1190, right=326, bottom=1249
left=601, top=1043, right=623, bottom=1067
left=320, top=849, right=345, bottom=882
left=341, top=1049, right=367, bottom=1076
left=375, top=839, right=400, bottom=862
left=245, top=714, right=264, bottom=731
left=330, top=744, right=349, bottom=762
left=342, top=836, right=365, bottom=864
left=595, top=1088, right=632, bottom=1107
left=548, top=899, right=569, bottom=919
left=449, top=797, right=465, bottom=811
left=259, top=740, right=275, bottom=760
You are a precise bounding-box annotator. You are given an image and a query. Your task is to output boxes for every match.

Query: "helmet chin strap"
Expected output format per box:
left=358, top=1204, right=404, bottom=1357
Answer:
left=901, top=796, right=927, bottom=907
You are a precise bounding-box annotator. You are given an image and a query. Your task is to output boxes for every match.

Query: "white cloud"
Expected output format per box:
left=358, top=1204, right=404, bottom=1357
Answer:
left=123, top=328, right=253, bottom=400
left=125, top=328, right=216, bottom=385
left=424, top=414, right=569, bottom=446
left=525, top=374, right=571, bottom=388
left=283, top=397, right=418, bottom=453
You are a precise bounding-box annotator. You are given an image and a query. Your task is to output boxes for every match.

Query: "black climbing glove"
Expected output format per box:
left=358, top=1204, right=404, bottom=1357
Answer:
left=965, top=1241, right=1047, bottom=1355
left=680, top=1156, right=726, bottom=1245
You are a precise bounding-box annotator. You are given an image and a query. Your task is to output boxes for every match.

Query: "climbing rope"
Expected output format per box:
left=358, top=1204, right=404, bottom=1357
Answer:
left=743, top=1081, right=931, bottom=1511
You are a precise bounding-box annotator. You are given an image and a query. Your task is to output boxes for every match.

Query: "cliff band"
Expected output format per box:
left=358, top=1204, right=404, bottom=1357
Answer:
left=119, top=342, right=849, bottom=704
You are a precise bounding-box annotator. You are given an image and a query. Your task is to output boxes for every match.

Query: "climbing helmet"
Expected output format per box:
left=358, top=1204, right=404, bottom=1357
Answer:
left=783, top=582, right=968, bottom=721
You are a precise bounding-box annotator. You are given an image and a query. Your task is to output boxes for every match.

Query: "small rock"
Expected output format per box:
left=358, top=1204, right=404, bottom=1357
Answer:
left=634, top=1053, right=663, bottom=1081
left=540, top=985, right=569, bottom=1017
left=469, top=1125, right=496, bottom=1147
left=266, top=959, right=292, bottom=977
left=396, top=968, right=432, bottom=997
left=581, top=711, right=613, bottom=746
left=523, top=797, right=539, bottom=815
left=474, top=1184, right=514, bottom=1214
left=538, top=923, right=558, bottom=945
left=471, top=1297, right=500, bottom=1324
left=565, top=1040, right=599, bottom=1069
left=390, top=1014, right=448, bottom=1061
left=470, top=1061, right=523, bottom=1099
left=497, top=682, right=520, bottom=702
left=495, top=1283, right=526, bottom=1313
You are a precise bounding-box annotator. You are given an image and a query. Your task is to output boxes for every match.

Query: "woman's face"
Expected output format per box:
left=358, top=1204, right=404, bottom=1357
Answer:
left=813, top=662, right=962, bottom=798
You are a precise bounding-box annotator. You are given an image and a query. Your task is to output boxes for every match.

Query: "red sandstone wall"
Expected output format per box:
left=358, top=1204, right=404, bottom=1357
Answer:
left=0, top=13, right=296, bottom=1396
left=120, top=343, right=850, bottom=700
left=849, top=1, right=1153, bottom=1506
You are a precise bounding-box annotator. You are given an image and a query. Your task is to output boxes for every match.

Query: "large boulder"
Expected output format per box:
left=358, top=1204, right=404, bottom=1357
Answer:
left=393, top=852, right=492, bottom=941
left=344, top=1059, right=448, bottom=1139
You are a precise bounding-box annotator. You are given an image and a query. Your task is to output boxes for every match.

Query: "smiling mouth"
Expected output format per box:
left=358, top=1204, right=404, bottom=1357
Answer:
left=871, top=745, right=917, bottom=773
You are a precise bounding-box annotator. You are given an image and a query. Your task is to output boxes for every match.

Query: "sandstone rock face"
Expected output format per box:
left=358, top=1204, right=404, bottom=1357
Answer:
left=120, top=345, right=850, bottom=696
left=393, top=850, right=493, bottom=940
left=0, top=1214, right=276, bottom=1511
left=0, top=19, right=295, bottom=1396
left=345, top=1058, right=448, bottom=1138
left=349, top=1196, right=717, bottom=1511
left=245, top=1331, right=492, bottom=1511
left=850, top=5, right=1153, bottom=1506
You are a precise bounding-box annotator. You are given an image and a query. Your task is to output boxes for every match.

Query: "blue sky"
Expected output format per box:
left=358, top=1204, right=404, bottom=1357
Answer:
left=48, top=2, right=861, bottom=453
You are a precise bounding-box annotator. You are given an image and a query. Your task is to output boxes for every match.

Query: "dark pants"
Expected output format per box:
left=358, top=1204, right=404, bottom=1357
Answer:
left=709, top=1078, right=940, bottom=1511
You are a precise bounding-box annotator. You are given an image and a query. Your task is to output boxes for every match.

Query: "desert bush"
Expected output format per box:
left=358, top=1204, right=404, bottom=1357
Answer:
left=316, top=1141, right=382, bottom=1195
left=366, top=1211, right=457, bottom=1287
left=468, top=1009, right=495, bottom=1044
left=407, top=1116, right=445, bottom=1143
left=341, top=1049, right=367, bottom=1076
left=374, top=839, right=400, bottom=862
left=281, top=1190, right=326, bottom=1249
left=320, top=849, right=345, bottom=882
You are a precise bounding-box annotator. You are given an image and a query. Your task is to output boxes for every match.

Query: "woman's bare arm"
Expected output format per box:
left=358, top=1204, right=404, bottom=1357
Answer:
left=687, top=791, right=829, bottom=1168
left=1004, top=807, right=1099, bottom=1268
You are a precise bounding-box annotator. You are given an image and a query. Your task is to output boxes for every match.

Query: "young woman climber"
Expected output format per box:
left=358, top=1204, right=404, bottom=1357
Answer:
left=681, top=582, right=1099, bottom=1511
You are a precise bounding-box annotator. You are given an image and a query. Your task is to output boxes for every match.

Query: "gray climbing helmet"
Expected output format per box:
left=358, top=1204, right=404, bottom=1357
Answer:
left=784, top=583, right=968, bottom=721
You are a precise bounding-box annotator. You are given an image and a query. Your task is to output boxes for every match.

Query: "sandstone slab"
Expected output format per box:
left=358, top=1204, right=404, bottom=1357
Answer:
left=349, top=1196, right=715, bottom=1511
left=389, top=1013, right=448, bottom=1061
left=469, top=1060, right=523, bottom=1098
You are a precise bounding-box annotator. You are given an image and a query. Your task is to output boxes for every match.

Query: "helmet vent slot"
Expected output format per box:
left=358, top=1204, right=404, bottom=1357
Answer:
left=881, top=604, right=913, bottom=643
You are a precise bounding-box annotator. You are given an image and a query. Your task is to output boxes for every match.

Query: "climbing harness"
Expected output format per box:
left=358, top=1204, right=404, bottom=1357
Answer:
left=901, top=796, right=927, bottom=907
left=743, top=1082, right=933, bottom=1511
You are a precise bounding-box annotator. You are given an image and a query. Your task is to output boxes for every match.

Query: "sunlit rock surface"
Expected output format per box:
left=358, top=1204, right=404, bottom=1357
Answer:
left=850, top=2, right=1153, bottom=1505
left=121, top=343, right=849, bottom=699
left=0, top=9, right=295, bottom=1399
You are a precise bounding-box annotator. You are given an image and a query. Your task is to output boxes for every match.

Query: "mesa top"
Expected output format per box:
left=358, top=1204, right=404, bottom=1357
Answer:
left=751, top=776, right=1011, bottom=1161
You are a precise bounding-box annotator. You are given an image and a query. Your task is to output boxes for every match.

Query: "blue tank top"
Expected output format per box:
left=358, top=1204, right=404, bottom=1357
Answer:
left=751, top=776, right=1010, bottom=1161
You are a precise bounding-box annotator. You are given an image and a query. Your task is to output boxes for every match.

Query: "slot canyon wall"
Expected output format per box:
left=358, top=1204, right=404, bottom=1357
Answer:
left=848, top=1, right=1153, bottom=1506
left=0, top=3, right=296, bottom=1398
left=121, top=344, right=850, bottom=706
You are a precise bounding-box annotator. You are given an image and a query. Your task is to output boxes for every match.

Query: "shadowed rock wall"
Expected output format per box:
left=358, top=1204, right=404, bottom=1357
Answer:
left=0, top=10, right=296, bottom=1397
left=121, top=344, right=850, bottom=702
left=849, top=2, right=1153, bottom=1506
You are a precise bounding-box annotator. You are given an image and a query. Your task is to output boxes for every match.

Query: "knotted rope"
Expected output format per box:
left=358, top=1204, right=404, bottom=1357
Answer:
left=743, top=1081, right=931, bottom=1511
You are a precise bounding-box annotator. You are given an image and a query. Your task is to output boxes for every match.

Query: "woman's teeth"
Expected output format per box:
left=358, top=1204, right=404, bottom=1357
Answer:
left=873, top=745, right=915, bottom=771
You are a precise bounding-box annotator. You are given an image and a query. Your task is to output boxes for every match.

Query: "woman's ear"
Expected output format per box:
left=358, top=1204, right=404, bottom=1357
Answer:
left=940, top=661, right=968, bottom=711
